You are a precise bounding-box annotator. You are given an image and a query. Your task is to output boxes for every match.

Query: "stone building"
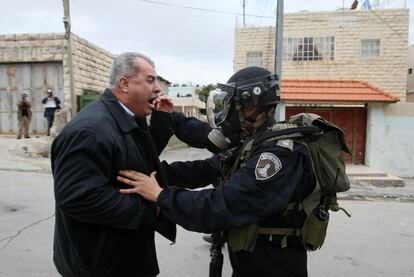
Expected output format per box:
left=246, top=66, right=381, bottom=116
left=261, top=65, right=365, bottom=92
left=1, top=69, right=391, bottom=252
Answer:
left=172, top=96, right=205, bottom=119
left=235, top=8, right=409, bottom=101
left=168, top=84, right=196, bottom=98
left=168, top=84, right=205, bottom=118
left=234, top=8, right=414, bottom=176
left=0, top=33, right=169, bottom=134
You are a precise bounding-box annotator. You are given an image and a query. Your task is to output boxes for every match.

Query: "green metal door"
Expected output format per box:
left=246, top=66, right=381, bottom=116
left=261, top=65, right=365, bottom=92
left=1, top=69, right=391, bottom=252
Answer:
left=79, top=90, right=100, bottom=110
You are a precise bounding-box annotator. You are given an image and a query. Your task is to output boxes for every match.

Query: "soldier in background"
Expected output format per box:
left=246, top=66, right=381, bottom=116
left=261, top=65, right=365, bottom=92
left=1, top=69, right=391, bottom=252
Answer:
left=16, top=92, right=32, bottom=139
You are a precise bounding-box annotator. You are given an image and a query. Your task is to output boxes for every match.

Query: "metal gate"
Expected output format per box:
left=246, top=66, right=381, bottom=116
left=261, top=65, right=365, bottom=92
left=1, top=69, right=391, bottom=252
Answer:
left=79, top=90, right=100, bottom=111
left=0, top=62, right=63, bottom=134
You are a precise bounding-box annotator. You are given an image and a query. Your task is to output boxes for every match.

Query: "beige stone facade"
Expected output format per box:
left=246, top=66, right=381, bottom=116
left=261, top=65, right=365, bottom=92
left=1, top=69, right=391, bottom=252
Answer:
left=0, top=33, right=67, bottom=62
left=0, top=33, right=170, bottom=116
left=234, top=9, right=409, bottom=101
left=0, top=33, right=114, bottom=114
left=70, top=34, right=115, bottom=97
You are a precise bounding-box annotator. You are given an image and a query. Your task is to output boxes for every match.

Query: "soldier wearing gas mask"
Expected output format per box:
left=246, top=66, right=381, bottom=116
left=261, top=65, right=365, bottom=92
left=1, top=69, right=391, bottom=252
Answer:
left=117, top=66, right=315, bottom=276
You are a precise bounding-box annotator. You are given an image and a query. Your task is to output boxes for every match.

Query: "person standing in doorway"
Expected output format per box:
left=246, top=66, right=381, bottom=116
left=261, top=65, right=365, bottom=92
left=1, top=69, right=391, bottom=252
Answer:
left=42, top=88, right=61, bottom=136
left=16, top=92, right=32, bottom=139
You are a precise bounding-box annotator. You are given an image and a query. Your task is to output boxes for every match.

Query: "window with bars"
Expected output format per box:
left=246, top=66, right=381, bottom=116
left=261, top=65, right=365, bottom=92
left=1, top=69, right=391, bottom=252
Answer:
left=246, top=51, right=263, bottom=66
left=283, top=36, right=334, bottom=61
left=361, top=39, right=380, bottom=57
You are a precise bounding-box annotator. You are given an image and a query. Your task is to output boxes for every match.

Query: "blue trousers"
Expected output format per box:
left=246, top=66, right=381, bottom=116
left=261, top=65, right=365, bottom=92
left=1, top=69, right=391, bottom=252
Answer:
left=45, top=109, right=55, bottom=133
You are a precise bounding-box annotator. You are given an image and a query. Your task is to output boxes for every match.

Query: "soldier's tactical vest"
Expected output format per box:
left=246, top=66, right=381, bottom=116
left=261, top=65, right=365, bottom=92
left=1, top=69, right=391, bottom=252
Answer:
left=224, top=113, right=352, bottom=252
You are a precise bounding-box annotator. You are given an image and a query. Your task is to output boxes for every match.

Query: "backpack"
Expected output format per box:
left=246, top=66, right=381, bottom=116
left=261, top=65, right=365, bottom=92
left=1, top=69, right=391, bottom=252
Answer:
left=225, top=113, right=352, bottom=252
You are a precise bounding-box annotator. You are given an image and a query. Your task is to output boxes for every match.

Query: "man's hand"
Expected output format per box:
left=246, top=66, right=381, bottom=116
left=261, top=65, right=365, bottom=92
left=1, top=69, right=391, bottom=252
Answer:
left=153, top=93, right=173, bottom=113
left=117, top=170, right=163, bottom=202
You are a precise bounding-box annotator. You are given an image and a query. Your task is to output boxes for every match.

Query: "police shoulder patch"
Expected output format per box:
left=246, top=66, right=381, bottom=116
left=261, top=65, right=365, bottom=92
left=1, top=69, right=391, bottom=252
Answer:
left=254, top=152, right=282, bottom=181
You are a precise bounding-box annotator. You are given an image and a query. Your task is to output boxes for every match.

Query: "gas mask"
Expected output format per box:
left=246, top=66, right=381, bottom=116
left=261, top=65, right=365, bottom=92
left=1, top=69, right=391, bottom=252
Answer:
left=207, top=73, right=279, bottom=137
left=207, top=89, right=242, bottom=138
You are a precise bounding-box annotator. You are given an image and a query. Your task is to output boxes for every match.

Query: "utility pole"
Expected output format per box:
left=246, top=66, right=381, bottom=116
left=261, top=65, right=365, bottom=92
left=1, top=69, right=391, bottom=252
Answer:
left=275, top=0, right=285, bottom=121
left=63, top=0, right=76, bottom=118
left=243, top=0, right=246, bottom=27
left=63, top=0, right=71, bottom=38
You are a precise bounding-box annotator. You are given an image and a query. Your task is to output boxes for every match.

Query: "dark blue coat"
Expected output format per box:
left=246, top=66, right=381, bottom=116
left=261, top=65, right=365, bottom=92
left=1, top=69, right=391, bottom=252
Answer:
left=159, top=141, right=314, bottom=233
left=161, top=115, right=315, bottom=276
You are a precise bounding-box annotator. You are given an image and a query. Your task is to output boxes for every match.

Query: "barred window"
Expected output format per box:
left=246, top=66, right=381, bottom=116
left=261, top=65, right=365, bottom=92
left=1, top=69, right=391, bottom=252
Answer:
left=283, top=36, right=334, bottom=61
left=361, top=39, right=380, bottom=57
left=246, top=51, right=263, bottom=66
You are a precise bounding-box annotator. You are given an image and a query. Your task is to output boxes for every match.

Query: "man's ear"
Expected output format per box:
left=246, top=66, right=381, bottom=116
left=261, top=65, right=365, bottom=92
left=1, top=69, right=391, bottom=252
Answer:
left=119, top=77, right=129, bottom=93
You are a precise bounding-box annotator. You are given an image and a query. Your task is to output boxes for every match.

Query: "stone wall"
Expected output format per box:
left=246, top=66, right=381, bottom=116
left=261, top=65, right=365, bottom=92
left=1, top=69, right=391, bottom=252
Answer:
left=0, top=33, right=67, bottom=63
left=0, top=33, right=116, bottom=114
left=71, top=34, right=115, bottom=97
left=70, top=36, right=171, bottom=103
left=0, top=33, right=115, bottom=114
left=0, top=33, right=70, bottom=125
left=0, top=33, right=171, bottom=115
left=235, top=9, right=409, bottom=101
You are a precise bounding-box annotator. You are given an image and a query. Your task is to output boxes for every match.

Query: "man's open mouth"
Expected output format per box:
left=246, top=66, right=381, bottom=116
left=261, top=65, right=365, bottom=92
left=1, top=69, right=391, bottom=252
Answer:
left=148, top=96, right=156, bottom=104
left=148, top=96, right=157, bottom=108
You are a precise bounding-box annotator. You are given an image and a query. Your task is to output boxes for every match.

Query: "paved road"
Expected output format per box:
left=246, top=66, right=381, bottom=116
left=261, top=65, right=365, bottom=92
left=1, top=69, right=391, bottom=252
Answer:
left=0, top=139, right=413, bottom=276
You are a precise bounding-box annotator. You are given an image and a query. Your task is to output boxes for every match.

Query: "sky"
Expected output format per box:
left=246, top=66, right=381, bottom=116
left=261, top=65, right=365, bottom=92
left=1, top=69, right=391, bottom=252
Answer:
left=1, top=0, right=413, bottom=85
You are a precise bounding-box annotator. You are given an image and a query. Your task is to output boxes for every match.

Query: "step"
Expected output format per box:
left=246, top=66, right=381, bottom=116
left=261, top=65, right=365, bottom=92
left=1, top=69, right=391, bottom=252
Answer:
left=346, top=164, right=388, bottom=178
left=347, top=172, right=388, bottom=177
left=354, top=175, right=405, bottom=188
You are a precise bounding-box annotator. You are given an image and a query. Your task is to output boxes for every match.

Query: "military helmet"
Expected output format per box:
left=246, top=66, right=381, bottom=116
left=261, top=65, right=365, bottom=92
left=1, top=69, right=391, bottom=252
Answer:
left=206, top=66, right=280, bottom=138
left=224, top=66, right=280, bottom=109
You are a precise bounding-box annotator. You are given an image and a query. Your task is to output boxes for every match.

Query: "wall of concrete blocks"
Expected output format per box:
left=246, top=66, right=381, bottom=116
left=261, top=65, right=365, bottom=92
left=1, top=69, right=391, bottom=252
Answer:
left=71, top=34, right=114, bottom=97
left=234, top=9, right=409, bottom=101
left=0, top=33, right=115, bottom=115
left=0, top=33, right=67, bottom=63
left=0, top=33, right=172, bottom=118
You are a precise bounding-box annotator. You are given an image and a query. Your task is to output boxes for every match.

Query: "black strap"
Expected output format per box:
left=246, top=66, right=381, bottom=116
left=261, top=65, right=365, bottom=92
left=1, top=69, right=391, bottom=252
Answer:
left=253, top=126, right=321, bottom=148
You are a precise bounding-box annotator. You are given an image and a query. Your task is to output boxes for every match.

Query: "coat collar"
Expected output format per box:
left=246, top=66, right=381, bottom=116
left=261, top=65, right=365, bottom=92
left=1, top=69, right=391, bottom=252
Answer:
left=101, top=88, right=143, bottom=133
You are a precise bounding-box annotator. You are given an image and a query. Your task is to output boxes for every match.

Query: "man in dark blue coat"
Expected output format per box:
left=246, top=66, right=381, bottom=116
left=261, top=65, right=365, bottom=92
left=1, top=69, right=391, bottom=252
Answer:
left=117, top=67, right=316, bottom=277
left=52, top=52, right=176, bottom=277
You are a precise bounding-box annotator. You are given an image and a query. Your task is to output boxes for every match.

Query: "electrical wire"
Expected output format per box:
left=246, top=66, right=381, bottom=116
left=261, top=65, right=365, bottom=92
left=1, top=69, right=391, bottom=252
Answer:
left=72, top=0, right=407, bottom=55
left=76, top=0, right=407, bottom=25
left=132, top=0, right=275, bottom=19
left=83, top=0, right=236, bottom=42
left=246, top=0, right=272, bottom=56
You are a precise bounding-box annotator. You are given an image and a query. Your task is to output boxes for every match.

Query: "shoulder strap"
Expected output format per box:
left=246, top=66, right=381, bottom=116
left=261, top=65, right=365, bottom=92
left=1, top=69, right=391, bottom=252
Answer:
left=231, top=125, right=321, bottom=177
left=253, top=125, right=322, bottom=150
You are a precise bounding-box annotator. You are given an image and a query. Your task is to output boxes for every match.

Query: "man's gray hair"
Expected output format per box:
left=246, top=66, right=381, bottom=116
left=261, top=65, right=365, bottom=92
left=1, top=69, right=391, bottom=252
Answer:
left=109, top=52, right=154, bottom=88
